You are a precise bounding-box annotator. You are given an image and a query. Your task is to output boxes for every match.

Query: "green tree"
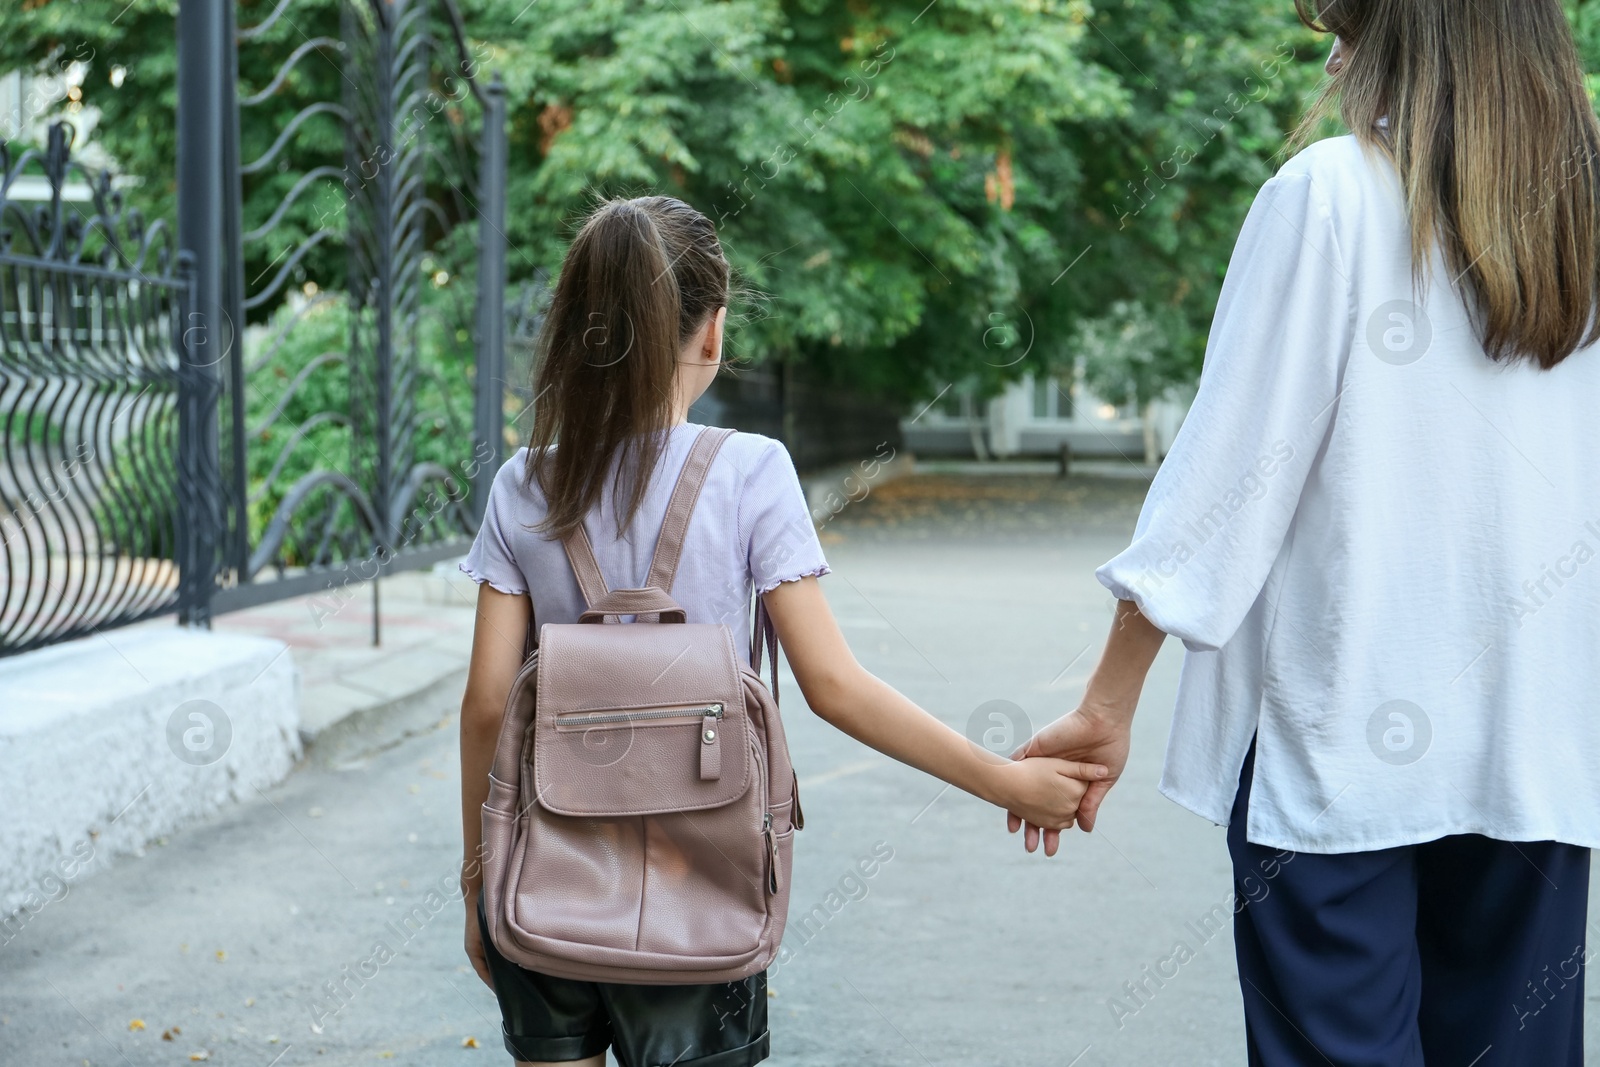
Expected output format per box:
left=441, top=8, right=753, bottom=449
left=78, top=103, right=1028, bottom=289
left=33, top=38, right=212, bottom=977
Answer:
left=464, top=0, right=1326, bottom=405
left=0, top=0, right=1331, bottom=411
left=1074, top=299, right=1184, bottom=462
left=1046, top=0, right=1323, bottom=393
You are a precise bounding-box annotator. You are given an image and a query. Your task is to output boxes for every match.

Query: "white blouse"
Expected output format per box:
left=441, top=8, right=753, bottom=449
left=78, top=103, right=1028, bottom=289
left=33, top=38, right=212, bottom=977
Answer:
left=1097, top=134, right=1600, bottom=853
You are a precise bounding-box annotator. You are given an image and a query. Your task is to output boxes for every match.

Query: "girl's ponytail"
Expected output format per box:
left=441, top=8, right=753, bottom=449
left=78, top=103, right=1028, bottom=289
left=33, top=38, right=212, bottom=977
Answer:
left=527, top=197, right=729, bottom=538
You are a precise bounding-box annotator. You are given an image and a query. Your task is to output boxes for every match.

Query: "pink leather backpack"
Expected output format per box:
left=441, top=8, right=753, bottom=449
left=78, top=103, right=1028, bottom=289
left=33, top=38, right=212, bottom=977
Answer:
left=479, top=427, right=802, bottom=984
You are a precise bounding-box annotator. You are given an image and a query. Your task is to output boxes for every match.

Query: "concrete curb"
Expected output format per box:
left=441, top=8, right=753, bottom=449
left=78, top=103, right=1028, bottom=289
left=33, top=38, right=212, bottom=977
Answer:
left=0, top=626, right=300, bottom=921
left=299, top=662, right=467, bottom=769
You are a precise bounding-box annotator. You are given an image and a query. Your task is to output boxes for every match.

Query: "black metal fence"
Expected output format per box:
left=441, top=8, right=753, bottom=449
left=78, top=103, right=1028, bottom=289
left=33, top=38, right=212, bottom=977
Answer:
left=0, top=125, right=196, bottom=654
left=0, top=0, right=507, bottom=657
left=0, top=0, right=906, bottom=659
left=194, top=0, right=508, bottom=621
left=690, top=364, right=904, bottom=473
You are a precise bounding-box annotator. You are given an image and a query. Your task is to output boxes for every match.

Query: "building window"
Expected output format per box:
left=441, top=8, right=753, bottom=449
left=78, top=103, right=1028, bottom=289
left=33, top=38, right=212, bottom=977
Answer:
left=1030, top=375, right=1076, bottom=421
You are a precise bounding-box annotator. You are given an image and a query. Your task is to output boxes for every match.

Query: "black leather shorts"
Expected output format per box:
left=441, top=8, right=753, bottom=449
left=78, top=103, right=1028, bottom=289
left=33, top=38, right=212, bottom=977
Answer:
left=476, top=897, right=770, bottom=1067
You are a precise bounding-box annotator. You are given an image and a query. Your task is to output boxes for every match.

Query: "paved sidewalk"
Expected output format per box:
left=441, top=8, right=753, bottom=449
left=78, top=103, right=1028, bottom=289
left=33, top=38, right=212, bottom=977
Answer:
left=4, top=473, right=1598, bottom=1066
left=211, top=564, right=481, bottom=749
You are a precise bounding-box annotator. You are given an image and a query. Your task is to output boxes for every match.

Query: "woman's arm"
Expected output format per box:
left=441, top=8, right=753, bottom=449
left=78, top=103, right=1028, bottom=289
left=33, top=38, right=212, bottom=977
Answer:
left=459, top=583, right=531, bottom=984
left=1008, top=599, right=1166, bottom=854
left=762, top=576, right=1107, bottom=829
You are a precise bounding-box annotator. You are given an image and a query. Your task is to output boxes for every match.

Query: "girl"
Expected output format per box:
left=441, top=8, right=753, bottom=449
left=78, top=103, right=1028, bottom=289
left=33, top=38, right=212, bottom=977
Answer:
left=1015, top=1, right=1600, bottom=1064
left=457, top=195, right=1102, bottom=1067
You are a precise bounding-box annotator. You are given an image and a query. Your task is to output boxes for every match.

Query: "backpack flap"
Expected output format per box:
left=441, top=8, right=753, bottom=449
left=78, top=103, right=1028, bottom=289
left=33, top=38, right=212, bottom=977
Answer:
left=533, top=620, right=752, bottom=818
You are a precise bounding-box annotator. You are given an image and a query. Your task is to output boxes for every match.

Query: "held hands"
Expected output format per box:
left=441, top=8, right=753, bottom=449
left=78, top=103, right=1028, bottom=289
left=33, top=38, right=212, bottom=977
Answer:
left=1006, top=704, right=1133, bottom=856
left=984, top=754, right=1109, bottom=832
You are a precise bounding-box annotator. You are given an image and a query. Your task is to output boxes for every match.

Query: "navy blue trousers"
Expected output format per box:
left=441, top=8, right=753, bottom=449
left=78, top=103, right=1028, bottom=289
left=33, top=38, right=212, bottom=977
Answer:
left=1229, top=742, right=1591, bottom=1067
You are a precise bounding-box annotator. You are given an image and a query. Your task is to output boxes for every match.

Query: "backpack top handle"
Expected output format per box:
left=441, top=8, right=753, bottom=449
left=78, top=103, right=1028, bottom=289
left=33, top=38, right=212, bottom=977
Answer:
left=560, top=427, right=737, bottom=623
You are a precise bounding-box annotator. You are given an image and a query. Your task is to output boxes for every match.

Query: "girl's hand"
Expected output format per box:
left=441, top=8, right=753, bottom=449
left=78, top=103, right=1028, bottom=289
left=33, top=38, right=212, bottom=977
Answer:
left=464, top=893, right=493, bottom=989
left=1007, top=705, right=1133, bottom=855
left=986, top=756, right=1108, bottom=833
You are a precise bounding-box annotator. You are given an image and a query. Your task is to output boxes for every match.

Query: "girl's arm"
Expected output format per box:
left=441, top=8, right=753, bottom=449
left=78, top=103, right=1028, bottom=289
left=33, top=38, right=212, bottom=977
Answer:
left=762, top=576, right=1105, bottom=829
left=459, top=584, right=531, bottom=984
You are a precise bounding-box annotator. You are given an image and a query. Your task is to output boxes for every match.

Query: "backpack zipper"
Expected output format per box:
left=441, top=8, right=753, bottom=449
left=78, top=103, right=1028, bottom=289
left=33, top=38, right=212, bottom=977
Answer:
left=558, top=703, right=724, bottom=728
left=763, top=811, right=780, bottom=894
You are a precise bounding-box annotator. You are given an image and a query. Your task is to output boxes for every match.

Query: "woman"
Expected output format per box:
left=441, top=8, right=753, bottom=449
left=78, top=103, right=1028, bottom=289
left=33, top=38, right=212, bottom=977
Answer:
left=1015, top=1, right=1600, bottom=1063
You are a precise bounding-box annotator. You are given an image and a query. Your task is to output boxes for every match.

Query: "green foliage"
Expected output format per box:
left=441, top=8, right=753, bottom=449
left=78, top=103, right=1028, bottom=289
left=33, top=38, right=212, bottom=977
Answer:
left=1569, top=0, right=1600, bottom=101
left=244, top=270, right=475, bottom=548
left=1053, top=0, right=1325, bottom=399
left=0, top=0, right=426, bottom=324
left=462, top=0, right=1329, bottom=404
left=1075, top=299, right=1184, bottom=411
left=3, top=411, right=66, bottom=445
left=0, top=1, right=181, bottom=218
left=0, top=0, right=1376, bottom=411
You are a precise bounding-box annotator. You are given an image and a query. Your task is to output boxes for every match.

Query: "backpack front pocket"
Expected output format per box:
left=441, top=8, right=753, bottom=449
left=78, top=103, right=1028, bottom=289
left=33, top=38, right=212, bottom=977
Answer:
left=534, top=624, right=752, bottom=819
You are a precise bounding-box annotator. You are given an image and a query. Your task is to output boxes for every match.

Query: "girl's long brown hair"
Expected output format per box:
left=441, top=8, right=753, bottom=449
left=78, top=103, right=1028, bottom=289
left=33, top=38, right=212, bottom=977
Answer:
left=526, top=196, right=729, bottom=539
left=1294, top=0, right=1600, bottom=368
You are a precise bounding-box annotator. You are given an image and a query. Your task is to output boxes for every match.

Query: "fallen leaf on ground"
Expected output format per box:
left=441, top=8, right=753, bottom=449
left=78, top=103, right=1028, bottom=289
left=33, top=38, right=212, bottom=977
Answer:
left=462, top=1036, right=480, bottom=1048
left=128, top=1019, right=146, bottom=1031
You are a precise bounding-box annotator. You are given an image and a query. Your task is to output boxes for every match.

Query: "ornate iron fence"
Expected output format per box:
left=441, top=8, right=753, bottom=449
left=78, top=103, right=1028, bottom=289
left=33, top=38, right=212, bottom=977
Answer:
left=0, top=124, right=198, bottom=653
left=0, top=0, right=507, bottom=656
left=196, top=0, right=508, bottom=621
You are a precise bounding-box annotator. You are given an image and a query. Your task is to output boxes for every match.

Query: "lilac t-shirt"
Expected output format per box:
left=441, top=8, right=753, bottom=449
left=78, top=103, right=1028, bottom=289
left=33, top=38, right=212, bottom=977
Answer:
left=459, top=424, right=829, bottom=655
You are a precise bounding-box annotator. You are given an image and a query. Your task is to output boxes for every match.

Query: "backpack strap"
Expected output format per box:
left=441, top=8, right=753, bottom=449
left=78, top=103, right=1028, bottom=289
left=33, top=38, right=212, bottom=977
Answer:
left=523, top=614, right=538, bottom=661
left=644, top=427, right=736, bottom=593
left=559, top=426, right=735, bottom=619
left=752, top=596, right=779, bottom=707
left=561, top=523, right=610, bottom=607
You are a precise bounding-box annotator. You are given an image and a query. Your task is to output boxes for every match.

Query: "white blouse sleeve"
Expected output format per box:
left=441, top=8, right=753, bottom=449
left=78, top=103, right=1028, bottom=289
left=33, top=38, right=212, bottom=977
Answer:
left=1096, top=168, right=1350, bottom=652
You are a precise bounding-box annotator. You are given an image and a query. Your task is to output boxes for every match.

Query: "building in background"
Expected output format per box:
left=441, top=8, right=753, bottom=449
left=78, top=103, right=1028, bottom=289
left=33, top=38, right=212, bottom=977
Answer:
left=901, top=370, right=1192, bottom=465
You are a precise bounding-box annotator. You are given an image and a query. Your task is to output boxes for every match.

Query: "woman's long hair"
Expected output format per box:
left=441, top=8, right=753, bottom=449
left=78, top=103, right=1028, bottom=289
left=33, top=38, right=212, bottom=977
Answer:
left=525, top=196, right=729, bottom=539
left=1294, top=0, right=1600, bottom=369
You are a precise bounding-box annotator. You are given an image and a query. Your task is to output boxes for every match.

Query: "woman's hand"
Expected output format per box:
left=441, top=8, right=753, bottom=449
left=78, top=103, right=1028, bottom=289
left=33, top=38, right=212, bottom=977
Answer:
left=984, top=755, right=1109, bottom=831
left=1008, top=600, right=1162, bottom=856
left=1007, top=705, right=1132, bottom=854
left=464, top=891, right=493, bottom=989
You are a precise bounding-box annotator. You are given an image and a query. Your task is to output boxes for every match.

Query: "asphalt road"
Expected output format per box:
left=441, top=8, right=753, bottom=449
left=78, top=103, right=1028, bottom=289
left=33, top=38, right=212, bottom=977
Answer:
left=4, top=474, right=1596, bottom=1067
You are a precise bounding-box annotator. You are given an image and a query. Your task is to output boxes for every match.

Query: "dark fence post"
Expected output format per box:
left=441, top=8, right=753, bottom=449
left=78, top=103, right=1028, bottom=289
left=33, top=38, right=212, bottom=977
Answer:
left=219, top=0, right=250, bottom=584
left=473, top=73, right=509, bottom=522
left=175, top=0, right=227, bottom=626
left=368, top=2, right=398, bottom=554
